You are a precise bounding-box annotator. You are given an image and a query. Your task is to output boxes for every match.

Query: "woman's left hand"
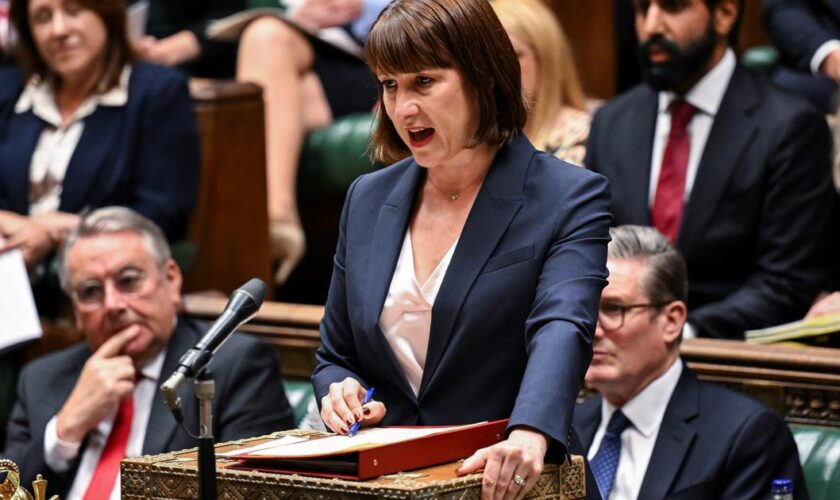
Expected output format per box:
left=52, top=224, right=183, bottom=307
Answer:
left=456, top=428, right=548, bottom=500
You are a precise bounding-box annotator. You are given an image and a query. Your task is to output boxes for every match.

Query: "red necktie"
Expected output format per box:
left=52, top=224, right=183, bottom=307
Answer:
left=83, top=395, right=134, bottom=500
left=652, top=99, right=697, bottom=242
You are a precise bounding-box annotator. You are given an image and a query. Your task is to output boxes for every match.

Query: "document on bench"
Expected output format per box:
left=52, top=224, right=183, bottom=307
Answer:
left=0, top=245, right=42, bottom=352
left=220, top=420, right=507, bottom=480
left=206, top=3, right=362, bottom=58
left=745, top=313, right=840, bottom=344
left=221, top=425, right=469, bottom=459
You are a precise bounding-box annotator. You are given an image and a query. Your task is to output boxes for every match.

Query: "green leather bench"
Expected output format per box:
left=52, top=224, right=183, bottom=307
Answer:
left=282, top=380, right=315, bottom=427
left=791, top=425, right=840, bottom=500
left=740, top=45, right=781, bottom=74
left=299, top=112, right=381, bottom=195
left=283, top=112, right=382, bottom=303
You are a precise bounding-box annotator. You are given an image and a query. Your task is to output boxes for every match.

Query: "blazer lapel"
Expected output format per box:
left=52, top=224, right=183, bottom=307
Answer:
left=0, top=112, right=43, bottom=213
left=677, top=67, right=759, bottom=255
left=619, top=89, right=657, bottom=225
left=417, top=136, right=527, bottom=398
left=58, top=106, right=122, bottom=213
left=142, top=319, right=197, bottom=455
left=362, top=163, right=424, bottom=401
left=637, top=366, right=700, bottom=500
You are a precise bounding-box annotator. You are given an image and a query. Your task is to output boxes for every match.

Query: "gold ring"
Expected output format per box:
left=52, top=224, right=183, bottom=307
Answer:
left=513, top=475, right=527, bottom=486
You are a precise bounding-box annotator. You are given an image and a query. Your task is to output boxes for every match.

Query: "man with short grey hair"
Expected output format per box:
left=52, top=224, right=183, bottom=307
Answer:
left=574, top=225, right=807, bottom=499
left=3, top=207, right=294, bottom=499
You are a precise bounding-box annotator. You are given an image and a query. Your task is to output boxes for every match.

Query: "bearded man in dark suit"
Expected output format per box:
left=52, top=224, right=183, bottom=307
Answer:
left=585, top=0, right=835, bottom=339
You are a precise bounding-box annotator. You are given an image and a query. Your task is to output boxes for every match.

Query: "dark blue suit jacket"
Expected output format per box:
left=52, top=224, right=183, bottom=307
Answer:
left=0, top=62, right=201, bottom=241
left=574, top=366, right=808, bottom=499
left=313, top=134, right=612, bottom=451
left=585, top=66, right=834, bottom=339
left=764, top=0, right=840, bottom=73
left=2, top=318, right=295, bottom=498
left=763, top=0, right=840, bottom=111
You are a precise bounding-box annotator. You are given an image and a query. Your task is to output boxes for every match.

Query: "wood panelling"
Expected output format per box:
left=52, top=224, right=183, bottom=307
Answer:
left=546, top=0, right=770, bottom=100
left=186, top=81, right=273, bottom=295
left=547, top=0, right=617, bottom=100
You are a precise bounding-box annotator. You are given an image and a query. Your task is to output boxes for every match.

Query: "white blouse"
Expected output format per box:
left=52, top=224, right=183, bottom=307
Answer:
left=14, top=68, right=130, bottom=216
left=378, top=230, right=458, bottom=396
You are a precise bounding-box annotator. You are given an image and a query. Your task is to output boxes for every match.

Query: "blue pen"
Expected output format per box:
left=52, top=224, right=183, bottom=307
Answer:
left=348, top=387, right=375, bottom=437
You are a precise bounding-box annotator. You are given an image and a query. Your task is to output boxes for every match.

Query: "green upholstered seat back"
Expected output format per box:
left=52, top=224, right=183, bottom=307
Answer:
left=299, top=113, right=382, bottom=195
left=248, top=0, right=287, bottom=9
left=282, top=380, right=315, bottom=427
left=791, top=424, right=840, bottom=499
left=740, top=45, right=781, bottom=74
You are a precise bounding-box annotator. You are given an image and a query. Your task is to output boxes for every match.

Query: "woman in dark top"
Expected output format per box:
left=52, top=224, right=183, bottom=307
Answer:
left=0, top=0, right=200, bottom=270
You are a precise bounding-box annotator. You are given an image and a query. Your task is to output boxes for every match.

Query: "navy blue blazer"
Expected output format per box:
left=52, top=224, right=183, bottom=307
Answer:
left=764, top=0, right=840, bottom=73
left=313, top=134, right=612, bottom=450
left=2, top=318, right=295, bottom=497
left=585, top=66, right=834, bottom=339
left=0, top=63, right=201, bottom=241
left=574, top=366, right=808, bottom=500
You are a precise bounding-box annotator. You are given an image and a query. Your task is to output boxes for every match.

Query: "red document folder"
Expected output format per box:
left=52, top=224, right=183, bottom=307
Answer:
left=228, top=419, right=508, bottom=480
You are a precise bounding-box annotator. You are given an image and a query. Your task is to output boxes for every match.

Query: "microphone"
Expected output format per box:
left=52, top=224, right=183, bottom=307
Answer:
left=161, top=278, right=266, bottom=421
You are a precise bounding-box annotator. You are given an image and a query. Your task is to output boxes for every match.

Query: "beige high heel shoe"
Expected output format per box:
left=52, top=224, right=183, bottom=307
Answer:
left=270, top=220, right=306, bottom=285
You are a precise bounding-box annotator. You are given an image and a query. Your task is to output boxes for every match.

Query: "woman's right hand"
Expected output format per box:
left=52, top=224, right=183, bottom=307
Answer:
left=0, top=212, right=56, bottom=268
left=320, top=377, right=386, bottom=435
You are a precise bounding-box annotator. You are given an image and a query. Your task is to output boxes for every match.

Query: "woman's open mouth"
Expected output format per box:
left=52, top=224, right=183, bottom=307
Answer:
left=408, top=128, right=434, bottom=148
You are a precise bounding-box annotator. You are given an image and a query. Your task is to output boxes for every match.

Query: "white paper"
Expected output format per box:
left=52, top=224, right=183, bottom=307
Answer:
left=127, top=0, right=149, bottom=41
left=225, top=425, right=474, bottom=459
left=219, top=435, right=309, bottom=457
left=0, top=247, right=42, bottom=350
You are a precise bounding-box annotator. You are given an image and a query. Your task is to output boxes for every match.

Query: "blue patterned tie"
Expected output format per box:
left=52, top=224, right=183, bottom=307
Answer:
left=590, top=410, right=632, bottom=499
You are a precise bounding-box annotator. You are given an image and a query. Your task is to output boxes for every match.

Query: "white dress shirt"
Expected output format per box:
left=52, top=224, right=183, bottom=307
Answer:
left=647, top=50, right=735, bottom=339
left=647, top=48, right=736, bottom=209
left=378, top=231, right=458, bottom=396
left=811, top=40, right=840, bottom=75
left=587, top=359, right=683, bottom=500
left=44, top=346, right=166, bottom=500
left=14, top=68, right=130, bottom=216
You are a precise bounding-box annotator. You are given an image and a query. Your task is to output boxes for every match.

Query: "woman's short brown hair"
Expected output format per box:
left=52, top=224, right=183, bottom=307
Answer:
left=10, top=0, right=133, bottom=90
left=364, top=0, right=527, bottom=164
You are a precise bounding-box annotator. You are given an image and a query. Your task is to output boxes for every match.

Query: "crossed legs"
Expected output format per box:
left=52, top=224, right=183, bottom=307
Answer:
left=237, top=17, right=333, bottom=284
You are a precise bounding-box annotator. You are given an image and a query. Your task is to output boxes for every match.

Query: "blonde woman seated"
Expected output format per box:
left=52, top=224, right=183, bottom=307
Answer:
left=491, top=0, right=590, bottom=165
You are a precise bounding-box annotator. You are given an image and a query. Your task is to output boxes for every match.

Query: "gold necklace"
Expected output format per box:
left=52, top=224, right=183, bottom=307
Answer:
left=426, top=177, right=462, bottom=201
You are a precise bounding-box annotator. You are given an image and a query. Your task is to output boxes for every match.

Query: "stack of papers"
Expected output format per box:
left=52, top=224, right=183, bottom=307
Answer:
left=745, top=314, right=840, bottom=345
left=220, top=420, right=508, bottom=480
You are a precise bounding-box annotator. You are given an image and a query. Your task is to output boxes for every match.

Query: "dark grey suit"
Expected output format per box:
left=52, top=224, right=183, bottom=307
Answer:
left=574, top=366, right=808, bottom=499
left=2, top=317, right=294, bottom=495
left=585, top=65, right=835, bottom=339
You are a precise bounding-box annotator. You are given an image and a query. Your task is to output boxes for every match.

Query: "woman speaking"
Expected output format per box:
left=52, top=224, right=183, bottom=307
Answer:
left=313, top=0, right=610, bottom=498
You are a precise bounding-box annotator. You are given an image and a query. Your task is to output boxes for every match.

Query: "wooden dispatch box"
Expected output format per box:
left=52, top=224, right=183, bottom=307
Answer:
left=121, top=430, right=587, bottom=499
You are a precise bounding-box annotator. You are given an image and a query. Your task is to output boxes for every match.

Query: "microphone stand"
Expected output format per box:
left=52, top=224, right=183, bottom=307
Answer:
left=195, top=370, right=216, bottom=500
